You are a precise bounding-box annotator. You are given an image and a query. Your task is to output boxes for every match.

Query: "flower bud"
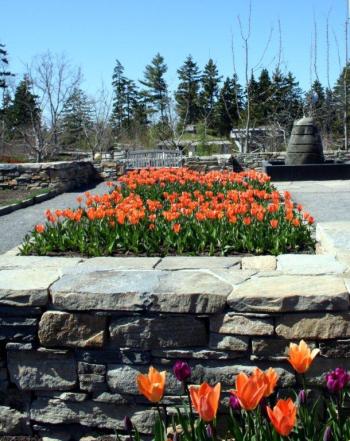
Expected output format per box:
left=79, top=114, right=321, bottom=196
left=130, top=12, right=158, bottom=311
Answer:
left=323, top=426, right=332, bottom=441
left=229, top=394, right=241, bottom=411
left=206, top=424, right=213, bottom=438
left=123, top=416, right=133, bottom=433
left=173, top=360, right=191, bottom=382
left=298, top=389, right=306, bottom=405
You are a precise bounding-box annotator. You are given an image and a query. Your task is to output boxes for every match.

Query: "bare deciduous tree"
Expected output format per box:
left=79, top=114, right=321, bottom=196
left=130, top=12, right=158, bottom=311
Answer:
left=82, top=85, right=113, bottom=158
left=26, top=52, right=81, bottom=156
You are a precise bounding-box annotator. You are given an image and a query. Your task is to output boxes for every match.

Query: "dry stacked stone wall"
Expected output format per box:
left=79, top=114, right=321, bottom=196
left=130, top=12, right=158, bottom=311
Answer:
left=0, top=253, right=349, bottom=439
left=0, top=161, right=98, bottom=192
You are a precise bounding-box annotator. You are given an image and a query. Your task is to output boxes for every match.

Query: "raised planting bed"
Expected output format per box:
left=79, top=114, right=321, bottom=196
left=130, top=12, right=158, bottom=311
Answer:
left=20, top=168, right=315, bottom=257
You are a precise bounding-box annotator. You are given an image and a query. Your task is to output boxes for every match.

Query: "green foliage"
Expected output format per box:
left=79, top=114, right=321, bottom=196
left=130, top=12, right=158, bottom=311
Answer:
left=60, top=87, right=92, bottom=149
left=140, top=53, right=169, bottom=122
left=199, top=59, right=222, bottom=130
left=215, top=75, right=243, bottom=136
left=175, top=55, right=201, bottom=125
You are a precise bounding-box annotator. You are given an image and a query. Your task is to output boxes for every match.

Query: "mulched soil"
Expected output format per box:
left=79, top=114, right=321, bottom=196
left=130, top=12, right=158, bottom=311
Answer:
left=0, top=189, right=37, bottom=206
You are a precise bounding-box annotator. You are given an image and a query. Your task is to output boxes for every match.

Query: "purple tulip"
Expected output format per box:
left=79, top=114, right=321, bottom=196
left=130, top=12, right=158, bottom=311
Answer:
left=323, top=426, right=332, bottom=441
left=298, top=389, right=306, bottom=405
left=123, top=416, right=133, bottom=433
left=326, top=368, right=350, bottom=393
left=206, top=424, right=213, bottom=438
left=229, top=394, right=241, bottom=411
left=173, top=360, right=191, bottom=382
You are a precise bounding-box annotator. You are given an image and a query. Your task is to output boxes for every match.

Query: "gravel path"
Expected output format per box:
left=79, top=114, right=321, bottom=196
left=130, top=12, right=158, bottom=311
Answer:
left=0, top=182, right=108, bottom=254
left=0, top=179, right=349, bottom=254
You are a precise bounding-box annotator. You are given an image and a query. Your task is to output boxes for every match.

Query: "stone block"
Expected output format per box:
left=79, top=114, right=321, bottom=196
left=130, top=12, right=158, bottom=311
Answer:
left=151, top=348, right=243, bottom=360
left=209, top=334, right=249, bottom=352
left=0, top=405, right=30, bottom=435
left=78, top=362, right=106, bottom=375
left=252, top=338, right=290, bottom=359
left=155, top=256, right=241, bottom=270
left=275, top=313, right=350, bottom=339
left=210, top=313, right=274, bottom=336
left=241, top=256, right=276, bottom=271
left=107, top=364, right=182, bottom=395
left=110, top=315, right=206, bottom=350
left=277, top=254, right=347, bottom=274
left=30, top=398, right=156, bottom=433
left=79, top=374, right=107, bottom=393
left=227, top=275, right=349, bottom=312
left=7, top=348, right=77, bottom=390
left=0, top=269, right=56, bottom=306
left=50, top=270, right=233, bottom=313
left=38, top=311, right=106, bottom=348
left=69, top=257, right=160, bottom=273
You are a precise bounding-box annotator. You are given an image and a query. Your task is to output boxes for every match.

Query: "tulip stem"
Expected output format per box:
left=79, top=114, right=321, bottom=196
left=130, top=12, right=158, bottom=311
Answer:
left=184, top=383, right=196, bottom=441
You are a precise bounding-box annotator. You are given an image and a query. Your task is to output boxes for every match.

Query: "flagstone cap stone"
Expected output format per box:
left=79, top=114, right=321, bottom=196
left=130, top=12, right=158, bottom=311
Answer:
left=277, top=254, right=347, bottom=274
left=50, top=269, right=233, bottom=313
left=227, top=274, right=349, bottom=312
left=0, top=269, right=59, bottom=306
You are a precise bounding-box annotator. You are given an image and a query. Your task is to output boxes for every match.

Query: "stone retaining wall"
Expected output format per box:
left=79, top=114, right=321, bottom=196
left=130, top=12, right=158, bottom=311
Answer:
left=0, top=252, right=349, bottom=440
left=0, top=161, right=98, bottom=192
left=185, top=151, right=350, bottom=171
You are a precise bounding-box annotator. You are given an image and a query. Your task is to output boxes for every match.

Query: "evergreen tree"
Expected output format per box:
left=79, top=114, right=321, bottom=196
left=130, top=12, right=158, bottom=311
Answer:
left=200, top=59, right=222, bottom=130
left=215, top=75, right=243, bottom=136
left=305, top=80, right=326, bottom=125
left=111, top=60, right=128, bottom=131
left=247, top=73, right=260, bottom=126
left=7, top=75, right=40, bottom=133
left=60, top=87, right=92, bottom=149
left=175, top=55, right=201, bottom=126
left=0, top=43, right=13, bottom=93
left=255, top=69, right=272, bottom=124
left=140, top=53, right=168, bottom=122
left=332, top=64, right=350, bottom=139
left=269, top=69, right=303, bottom=131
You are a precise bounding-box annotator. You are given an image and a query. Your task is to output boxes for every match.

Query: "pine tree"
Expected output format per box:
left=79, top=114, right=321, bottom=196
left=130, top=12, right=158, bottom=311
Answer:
left=247, top=73, right=260, bottom=126
left=200, top=59, right=222, bottom=131
left=111, top=60, right=128, bottom=131
left=7, top=75, right=40, bottom=131
left=60, top=87, right=92, bottom=149
left=0, top=43, right=13, bottom=93
left=332, top=64, right=350, bottom=140
left=215, top=75, right=243, bottom=136
left=255, top=69, right=272, bottom=124
left=175, top=55, right=201, bottom=126
left=140, top=53, right=168, bottom=122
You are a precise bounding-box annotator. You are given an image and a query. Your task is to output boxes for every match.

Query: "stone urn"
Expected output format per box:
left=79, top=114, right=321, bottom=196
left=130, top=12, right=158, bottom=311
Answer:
left=285, top=117, right=324, bottom=165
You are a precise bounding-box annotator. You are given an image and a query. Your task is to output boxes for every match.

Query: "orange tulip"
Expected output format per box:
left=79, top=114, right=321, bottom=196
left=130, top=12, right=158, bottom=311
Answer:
left=252, top=368, right=279, bottom=397
left=137, top=366, right=166, bottom=403
left=267, top=398, right=297, bottom=436
left=35, top=224, right=45, bottom=233
left=288, top=340, right=320, bottom=374
left=189, top=382, right=221, bottom=422
left=232, top=372, right=266, bottom=411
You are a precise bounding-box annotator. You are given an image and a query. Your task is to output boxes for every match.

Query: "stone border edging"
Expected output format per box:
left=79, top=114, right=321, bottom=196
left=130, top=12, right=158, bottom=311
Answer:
left=0, top=188, right=61, bottom=216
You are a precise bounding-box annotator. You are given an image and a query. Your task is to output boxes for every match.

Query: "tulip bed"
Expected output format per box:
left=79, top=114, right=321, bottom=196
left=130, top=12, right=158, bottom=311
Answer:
left=20, top=168, right=314, bottom=257
left=131, top=341, right=349, bottom=441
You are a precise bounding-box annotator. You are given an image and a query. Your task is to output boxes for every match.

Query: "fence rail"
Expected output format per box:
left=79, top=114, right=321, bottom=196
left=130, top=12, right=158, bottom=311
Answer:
left=123, top=149, right=183, bottom=169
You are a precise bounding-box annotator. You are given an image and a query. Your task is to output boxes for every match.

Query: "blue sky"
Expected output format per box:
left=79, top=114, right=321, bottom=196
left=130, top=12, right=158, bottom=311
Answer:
left=0, top=0, right=347, bottom=95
